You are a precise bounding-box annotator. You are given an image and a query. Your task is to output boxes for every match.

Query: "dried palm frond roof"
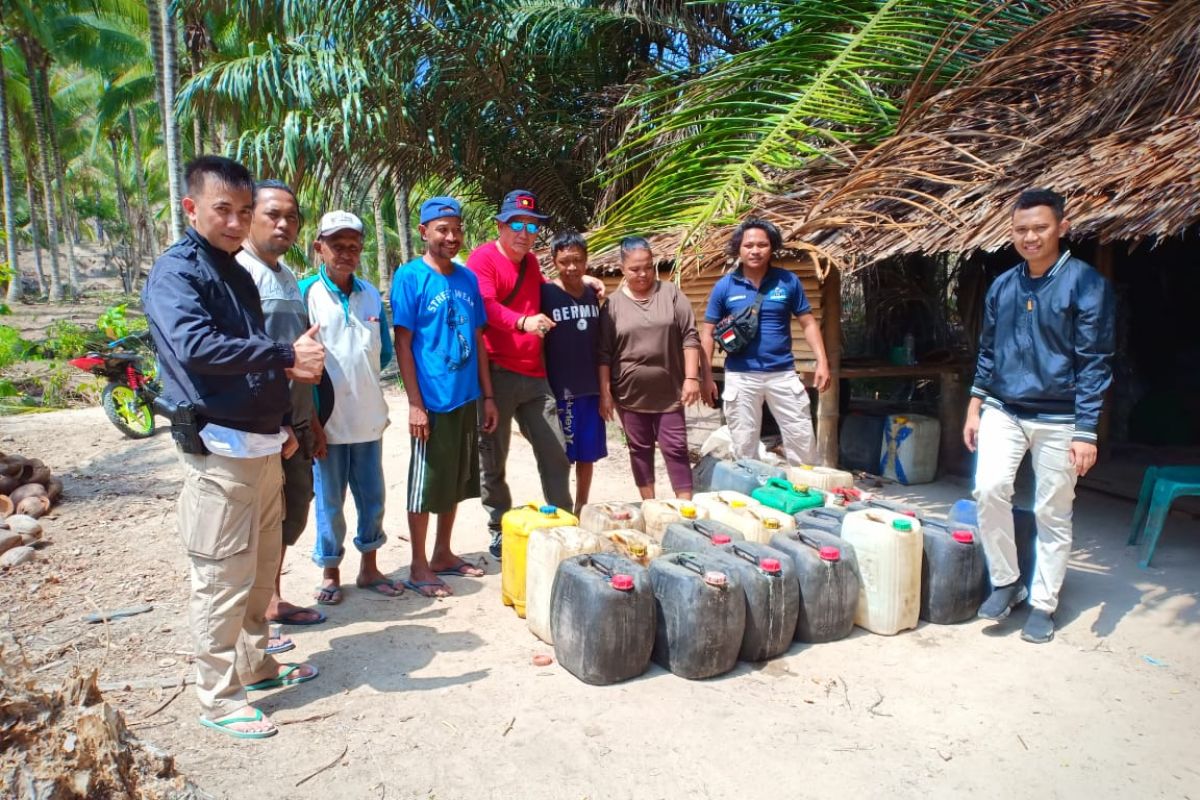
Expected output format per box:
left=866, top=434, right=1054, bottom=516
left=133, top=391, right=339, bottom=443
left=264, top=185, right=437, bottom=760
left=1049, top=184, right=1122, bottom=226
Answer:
left=735, top=0, right=1200, bottom=271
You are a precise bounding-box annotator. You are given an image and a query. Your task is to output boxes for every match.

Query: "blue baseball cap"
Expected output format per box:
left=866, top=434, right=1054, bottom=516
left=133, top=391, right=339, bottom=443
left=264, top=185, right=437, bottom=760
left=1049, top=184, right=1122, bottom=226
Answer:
left=495, top=189, right=550, bottom=223
left=419, top=196, right=462, bottom=225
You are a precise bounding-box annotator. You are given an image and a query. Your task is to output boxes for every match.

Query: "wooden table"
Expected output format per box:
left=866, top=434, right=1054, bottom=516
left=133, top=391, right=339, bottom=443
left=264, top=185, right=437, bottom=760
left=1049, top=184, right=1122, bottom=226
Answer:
left=797, top=360, right=973, bottom=472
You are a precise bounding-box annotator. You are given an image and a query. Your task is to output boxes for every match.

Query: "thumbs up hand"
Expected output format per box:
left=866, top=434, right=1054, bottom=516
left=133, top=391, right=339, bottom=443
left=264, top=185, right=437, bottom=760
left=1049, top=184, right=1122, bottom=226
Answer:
left=287, top=323, right=325, bottom=384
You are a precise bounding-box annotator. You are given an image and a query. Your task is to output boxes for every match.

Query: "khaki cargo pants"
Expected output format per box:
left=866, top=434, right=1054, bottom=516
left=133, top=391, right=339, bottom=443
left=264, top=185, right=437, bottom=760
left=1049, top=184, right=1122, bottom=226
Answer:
left=177, top=450, right=284, bottom=719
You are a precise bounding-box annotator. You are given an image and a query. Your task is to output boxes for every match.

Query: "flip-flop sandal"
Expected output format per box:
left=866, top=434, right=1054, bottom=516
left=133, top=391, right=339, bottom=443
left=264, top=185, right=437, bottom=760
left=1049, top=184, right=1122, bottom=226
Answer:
left=356, top=578, right=404, bottom=597
left=434, top=560, right=485, bottom=578
left=403, top=578, right=452, bottom=598
left=266, top=636, right=295, bottom=656
left=199, top=707, right=278, bottom=739
left=268, top=607, right=328, bottom=626
left=246, top=663, right=320, bottom=692
left=314, top=585, right=343, bottom=606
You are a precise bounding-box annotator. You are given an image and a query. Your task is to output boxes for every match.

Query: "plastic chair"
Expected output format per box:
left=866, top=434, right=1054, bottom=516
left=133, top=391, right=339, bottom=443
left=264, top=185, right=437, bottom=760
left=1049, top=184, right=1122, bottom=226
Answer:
left=1127, top=466, right=1200, bottom=568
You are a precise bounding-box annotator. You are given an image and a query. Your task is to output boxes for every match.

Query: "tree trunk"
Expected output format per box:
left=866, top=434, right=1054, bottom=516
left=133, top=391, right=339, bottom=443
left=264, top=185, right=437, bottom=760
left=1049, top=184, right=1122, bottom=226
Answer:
left=21, top=148, right=46, bottom=296
left=127, top=107, right=155, bottom=268
left=18, top=38, right=64, bottom=301
left=1, top=56, right=22, bottom=304
left=395, top=179, right=414, bottom=264
left=109, top=135, right=135, bottom=294
left=371, top=180, right=390, bottom=294
left=157, top=0, right=185, bottom=240
left=39, top=64, right=80, bottom=298
left=192, top=114, right=202, bottom=158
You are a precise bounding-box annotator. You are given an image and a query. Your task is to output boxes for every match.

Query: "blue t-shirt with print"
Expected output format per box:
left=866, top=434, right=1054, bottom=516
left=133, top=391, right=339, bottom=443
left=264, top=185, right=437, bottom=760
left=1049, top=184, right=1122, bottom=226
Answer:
left=391, top=258, right=486, bottom=413
left=704, top=266, right=811, bottom=373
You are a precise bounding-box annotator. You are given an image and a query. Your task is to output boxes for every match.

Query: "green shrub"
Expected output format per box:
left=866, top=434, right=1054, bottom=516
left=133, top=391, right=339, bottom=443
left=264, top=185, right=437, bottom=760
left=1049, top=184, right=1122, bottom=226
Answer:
left=43, top=320, right=93, bottom=359
left=0, top=326, right=34, bottom=368
left=96, top=303, right=146, bottom=341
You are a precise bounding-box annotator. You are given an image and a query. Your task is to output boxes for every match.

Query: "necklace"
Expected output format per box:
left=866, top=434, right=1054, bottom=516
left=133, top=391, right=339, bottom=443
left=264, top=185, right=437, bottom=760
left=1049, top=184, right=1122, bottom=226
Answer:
left=556, top=282, right=594, bottom=330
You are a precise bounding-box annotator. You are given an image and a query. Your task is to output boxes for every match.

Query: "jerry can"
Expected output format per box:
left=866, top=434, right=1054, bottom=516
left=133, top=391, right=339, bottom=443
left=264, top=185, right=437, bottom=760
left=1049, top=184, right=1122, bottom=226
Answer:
left=841, top=509, right=923, bottom=635
left=642, top=499, right=709, bottom=540
left=751, top=476, right=825, bottom=515
left=879, top=413, right=940, bottom=485
left=949, top=498, right=1037, bottom=592
left=694, top=491, right=795, bottom=544
left=919, top=519, right=988, bottom=624
left=661, top=518, right=744, bottom=553
left=579, top=502, right=644, bottom=534
left=848, top=496, right=925, bottom=520
left=712, top=541, right=800, bottom=661
left=551, top=553, right=655, bottom=685
left=526, top=526, right=607, bottom=643
left=649, top=553, right=745, bottom=679
left=501, top=504, right=579, bottom=618
left=770, top=528, right=861, bottom=643
left=794, top=505, right=848, bottom=534
left=710, top=458, right=786, bottom=496
left=604, top=529, right=662, bottom=567
left=786, top=464, right=855, bottom=493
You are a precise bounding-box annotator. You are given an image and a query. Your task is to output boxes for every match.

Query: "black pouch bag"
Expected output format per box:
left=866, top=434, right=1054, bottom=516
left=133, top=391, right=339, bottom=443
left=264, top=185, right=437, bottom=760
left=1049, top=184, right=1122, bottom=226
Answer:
left=712, top=279, right=768, bottom=355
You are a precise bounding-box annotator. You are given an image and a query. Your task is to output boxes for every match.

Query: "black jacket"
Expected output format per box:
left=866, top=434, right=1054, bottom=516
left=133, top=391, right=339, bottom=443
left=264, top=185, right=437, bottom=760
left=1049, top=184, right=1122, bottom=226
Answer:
left=970, top=251, right=1115, bottom=442
left=142, top=227, right=295, bottom=433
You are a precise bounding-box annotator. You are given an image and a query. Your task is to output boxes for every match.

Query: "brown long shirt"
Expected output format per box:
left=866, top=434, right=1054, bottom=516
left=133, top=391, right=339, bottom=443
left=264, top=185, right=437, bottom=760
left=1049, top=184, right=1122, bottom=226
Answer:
left=598, top=281, right=700, bottom=413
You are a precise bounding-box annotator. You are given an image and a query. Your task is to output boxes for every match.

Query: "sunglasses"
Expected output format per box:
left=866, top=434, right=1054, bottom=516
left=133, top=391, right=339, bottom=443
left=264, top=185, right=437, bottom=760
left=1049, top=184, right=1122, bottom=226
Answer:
left=508, top=221, right=540, bottom=234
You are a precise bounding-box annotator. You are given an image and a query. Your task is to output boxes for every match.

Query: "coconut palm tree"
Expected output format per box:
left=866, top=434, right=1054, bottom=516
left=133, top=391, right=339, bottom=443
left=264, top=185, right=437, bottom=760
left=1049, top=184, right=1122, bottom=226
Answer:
left=1, top=46, right=21, bottom=303
left=591, top=0, right=1051, bottom=252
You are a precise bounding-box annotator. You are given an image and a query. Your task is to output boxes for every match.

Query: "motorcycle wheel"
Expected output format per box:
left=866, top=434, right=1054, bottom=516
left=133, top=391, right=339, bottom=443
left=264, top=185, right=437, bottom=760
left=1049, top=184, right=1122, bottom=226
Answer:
left=102, top=382, right=156, bottom=438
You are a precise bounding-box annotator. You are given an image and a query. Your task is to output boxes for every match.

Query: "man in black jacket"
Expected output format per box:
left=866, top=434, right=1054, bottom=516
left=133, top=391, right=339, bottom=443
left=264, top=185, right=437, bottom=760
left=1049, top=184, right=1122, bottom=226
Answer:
left=964, top=188, right=1115, bottom=644
left=143, top=156, right=325, bottom=738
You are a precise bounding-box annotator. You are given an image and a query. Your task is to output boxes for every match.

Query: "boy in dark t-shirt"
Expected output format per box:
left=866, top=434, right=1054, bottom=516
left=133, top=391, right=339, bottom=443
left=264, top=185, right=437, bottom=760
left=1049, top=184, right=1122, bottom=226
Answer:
left=541, top=230, right=607, bottom=515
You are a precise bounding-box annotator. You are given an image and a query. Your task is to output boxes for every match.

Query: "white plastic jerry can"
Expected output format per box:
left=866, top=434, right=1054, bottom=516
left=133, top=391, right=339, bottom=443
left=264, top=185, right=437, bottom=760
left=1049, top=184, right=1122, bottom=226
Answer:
left=841, top=509, right=923, bottom=635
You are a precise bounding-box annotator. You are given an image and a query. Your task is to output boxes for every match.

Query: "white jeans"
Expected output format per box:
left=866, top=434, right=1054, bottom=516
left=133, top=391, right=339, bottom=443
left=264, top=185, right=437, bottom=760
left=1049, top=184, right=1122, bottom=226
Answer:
left=974, top=406, right=1078, bottom=613
left=723, top=369, right=815, bottom=466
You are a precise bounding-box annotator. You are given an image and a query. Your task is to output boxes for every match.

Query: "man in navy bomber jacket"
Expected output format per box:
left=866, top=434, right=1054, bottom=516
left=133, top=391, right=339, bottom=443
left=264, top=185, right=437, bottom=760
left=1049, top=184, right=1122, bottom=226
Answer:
left=963, top=188, right=1115, bottom=644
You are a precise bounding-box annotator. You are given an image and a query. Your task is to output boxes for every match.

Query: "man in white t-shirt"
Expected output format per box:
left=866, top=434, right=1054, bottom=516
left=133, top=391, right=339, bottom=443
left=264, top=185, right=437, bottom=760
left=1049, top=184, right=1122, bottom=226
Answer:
left=300, top=211, right=398, bottom=604
left=237, top=180, right=328, bottom=639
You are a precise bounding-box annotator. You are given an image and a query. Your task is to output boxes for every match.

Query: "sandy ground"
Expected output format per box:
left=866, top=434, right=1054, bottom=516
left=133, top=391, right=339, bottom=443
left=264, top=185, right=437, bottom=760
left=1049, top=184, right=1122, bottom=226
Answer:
left=2, top=391, right=1199, bottom=800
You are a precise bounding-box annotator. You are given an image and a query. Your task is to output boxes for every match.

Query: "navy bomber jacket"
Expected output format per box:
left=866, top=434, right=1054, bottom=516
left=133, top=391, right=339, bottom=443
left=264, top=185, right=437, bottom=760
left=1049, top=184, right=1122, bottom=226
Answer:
left=970, top=250, right=1115, bottom=443
left=142, top=227, right=295, bottom=434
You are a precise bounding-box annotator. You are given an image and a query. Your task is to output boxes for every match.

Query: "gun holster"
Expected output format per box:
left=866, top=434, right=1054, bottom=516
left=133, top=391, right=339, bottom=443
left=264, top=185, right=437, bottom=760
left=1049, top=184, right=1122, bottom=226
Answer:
left=163, top=399, right=209, bottom=455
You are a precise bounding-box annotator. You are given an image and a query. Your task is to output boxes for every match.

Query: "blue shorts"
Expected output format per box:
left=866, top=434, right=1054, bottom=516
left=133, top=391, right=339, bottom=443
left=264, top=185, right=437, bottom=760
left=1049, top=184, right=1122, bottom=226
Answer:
left=556, top=394, right=608, bottom=464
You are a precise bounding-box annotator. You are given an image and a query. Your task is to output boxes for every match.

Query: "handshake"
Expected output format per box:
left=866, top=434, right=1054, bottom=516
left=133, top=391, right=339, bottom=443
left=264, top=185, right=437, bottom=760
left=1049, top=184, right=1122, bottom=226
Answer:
left=286, top=324, right=326, bottom=384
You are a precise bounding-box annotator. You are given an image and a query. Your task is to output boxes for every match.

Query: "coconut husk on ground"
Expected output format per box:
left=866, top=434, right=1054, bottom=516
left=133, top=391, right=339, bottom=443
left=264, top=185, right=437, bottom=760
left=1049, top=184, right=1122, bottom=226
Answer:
left=0, top=648, right=208, bottom=799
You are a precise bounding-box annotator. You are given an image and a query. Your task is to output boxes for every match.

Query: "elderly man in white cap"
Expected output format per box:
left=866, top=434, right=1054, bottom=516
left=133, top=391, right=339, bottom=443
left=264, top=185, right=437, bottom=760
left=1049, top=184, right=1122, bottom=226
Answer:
left=299, top=210, right=399, bottom=605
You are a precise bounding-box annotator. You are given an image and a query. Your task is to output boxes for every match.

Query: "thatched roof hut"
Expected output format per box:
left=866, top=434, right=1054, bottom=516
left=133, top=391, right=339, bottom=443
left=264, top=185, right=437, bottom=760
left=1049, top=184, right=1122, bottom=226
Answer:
left=743, top=0, right=1200, bottom=269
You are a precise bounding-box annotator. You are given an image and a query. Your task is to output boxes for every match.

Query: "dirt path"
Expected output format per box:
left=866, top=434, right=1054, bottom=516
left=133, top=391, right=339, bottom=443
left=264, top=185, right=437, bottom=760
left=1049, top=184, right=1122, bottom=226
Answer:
left=2, top=392, right=1198, bottom=799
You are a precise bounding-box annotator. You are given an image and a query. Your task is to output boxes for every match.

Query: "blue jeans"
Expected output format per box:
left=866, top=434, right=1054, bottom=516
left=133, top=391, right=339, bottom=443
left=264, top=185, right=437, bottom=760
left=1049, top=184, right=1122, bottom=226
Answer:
left=312, top=440, right=387, bottom=568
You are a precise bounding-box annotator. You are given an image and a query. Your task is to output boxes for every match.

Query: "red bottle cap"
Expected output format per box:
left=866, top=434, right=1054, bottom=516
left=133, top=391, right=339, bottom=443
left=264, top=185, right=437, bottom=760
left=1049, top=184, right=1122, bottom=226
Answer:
left=712, top=534, right=732, bottom=545
left=610, top=574, right=635, bottom=591
left=613, top=509, right=632, bottom=520
left=952, top=530, right=974, bottom=544
left=760, top=558, right=783, bottom=574
left=902, top=510, right=917, bottom=517
left=819, top=546, right=841, bottom=561
left=703, top=571, right=728, bottom=588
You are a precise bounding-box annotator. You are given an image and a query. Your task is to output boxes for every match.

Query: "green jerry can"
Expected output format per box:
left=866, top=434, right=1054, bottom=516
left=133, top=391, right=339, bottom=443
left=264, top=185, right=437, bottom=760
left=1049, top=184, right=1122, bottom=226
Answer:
left=751, top=477, right=826, bottom=515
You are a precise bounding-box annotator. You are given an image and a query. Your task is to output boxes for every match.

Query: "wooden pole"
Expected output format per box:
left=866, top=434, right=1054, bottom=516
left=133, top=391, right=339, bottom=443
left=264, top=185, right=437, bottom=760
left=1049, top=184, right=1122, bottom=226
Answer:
left=816, top=265, right=842, bottom=467
left=939, top=372, right=967, bottom=476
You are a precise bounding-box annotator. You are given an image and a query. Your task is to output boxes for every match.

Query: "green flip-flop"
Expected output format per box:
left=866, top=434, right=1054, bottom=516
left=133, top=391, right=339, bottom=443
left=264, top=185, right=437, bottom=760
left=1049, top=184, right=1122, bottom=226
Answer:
left=245, top=663, right=320, bottom=692
left=199, top=707, right=278, bottom=739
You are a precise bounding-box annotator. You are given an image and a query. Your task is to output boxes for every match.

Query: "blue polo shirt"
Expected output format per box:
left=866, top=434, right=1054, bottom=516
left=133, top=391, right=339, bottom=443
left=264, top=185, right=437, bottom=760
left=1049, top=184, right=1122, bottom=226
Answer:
left=704, top=266, right=811, bottom=373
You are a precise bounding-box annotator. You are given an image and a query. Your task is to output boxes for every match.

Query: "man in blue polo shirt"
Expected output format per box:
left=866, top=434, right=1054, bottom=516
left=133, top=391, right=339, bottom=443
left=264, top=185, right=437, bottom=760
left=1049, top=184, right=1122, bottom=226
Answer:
left=701, top=217, right=830, bottom=466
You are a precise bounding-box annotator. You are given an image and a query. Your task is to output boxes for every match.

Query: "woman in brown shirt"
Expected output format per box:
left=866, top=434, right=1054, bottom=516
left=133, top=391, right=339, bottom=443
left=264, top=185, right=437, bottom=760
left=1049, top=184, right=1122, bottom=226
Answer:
left=598, top=237, right=701, bottom=499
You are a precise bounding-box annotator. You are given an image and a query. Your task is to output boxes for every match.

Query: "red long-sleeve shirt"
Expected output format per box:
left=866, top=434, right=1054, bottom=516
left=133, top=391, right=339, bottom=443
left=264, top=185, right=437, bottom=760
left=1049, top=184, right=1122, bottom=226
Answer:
left=466, top=240, right=546, bottom=377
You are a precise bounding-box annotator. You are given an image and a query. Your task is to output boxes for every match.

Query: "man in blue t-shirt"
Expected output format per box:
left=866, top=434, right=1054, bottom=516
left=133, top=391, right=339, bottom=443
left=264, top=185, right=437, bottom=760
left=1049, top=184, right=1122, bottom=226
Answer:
left=392, top=196, right=499, bottom=597
left=541, top=230, right=607, bottom=515
left=700, top=217, right=830, bottom=466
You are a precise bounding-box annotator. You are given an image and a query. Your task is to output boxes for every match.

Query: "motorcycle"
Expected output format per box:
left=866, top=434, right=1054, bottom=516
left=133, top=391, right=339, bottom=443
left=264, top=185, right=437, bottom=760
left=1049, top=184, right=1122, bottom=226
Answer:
left=68, top=332, right=170, bottom=439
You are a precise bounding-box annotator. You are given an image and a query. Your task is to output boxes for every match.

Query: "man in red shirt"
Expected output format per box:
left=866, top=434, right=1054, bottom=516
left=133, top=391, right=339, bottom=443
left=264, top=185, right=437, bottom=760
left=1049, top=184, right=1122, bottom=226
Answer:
left=467, top=190, right=601, bottom=558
